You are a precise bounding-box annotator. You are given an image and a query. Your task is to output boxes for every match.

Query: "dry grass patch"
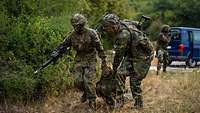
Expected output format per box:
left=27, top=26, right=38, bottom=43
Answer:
left=1, top=70, right=200, bottom=113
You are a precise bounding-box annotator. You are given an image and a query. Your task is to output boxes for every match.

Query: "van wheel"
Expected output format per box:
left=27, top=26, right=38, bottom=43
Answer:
left=186, top=58, right=197, bottom=68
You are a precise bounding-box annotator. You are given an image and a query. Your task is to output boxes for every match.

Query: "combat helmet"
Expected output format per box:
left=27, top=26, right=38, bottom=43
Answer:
left=102, top=13, right=120, bottom=26
left=71, top=13, right=87, bottom=26
left=161, top=24, right=170, bottom=33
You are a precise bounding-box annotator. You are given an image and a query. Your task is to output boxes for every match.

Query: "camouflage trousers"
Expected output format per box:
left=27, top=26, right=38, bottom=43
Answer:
left=72, top=60, right=96, bottom=102
left=116, top=57, right=151, bottom=103
left=156, top=49, right=169, bottom=72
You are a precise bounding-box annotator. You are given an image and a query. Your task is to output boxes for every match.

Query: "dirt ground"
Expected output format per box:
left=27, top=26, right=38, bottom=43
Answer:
left=38, top=73, right=183, bottom=113
left=1, top=55, right=200, bottom=113
left=151, top=57, right=158, bottom=66
left=3, top=69, right=200, bottom=113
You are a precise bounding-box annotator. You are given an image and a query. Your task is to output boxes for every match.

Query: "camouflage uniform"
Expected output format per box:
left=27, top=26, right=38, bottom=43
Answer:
left=58, top=14, right=107, bottom=110
left=97, top=14, right=154, bottom=109
left=156, top=25, right=171, bottom=74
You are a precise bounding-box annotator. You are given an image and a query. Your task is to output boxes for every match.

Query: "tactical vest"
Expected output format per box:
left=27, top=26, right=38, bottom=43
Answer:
left=121, top=21, right=154, bottom=61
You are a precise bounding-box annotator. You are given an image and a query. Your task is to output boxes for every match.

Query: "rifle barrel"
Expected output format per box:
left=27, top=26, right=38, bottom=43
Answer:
left=34, top=57, right=54, bottom=74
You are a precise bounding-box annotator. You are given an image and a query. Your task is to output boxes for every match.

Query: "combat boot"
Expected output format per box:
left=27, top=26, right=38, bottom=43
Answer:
left=106, top=97, right=116, bottom=110
left=116, top=95, right=125, bottom=108
left=89, top=100, right=97, bottom=111
left=80, top=93, right=87, bottom=103
left=133, top=96, right=143, bottom=109
left=156, top=70, right=159, bottom=75
left=163, top=64, right=167, bottom=72
left=157, top=63, right=161, bottom=75
left=163, top=67, right=167, bottom=72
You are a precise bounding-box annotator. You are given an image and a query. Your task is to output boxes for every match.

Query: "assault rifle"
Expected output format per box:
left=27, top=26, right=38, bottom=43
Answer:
left=137, top=15, right=151, bottom=31
left=34, top=44, right=69, bottom=74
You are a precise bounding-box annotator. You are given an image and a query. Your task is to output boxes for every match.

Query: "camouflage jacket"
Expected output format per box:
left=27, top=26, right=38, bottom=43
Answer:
left=98, top=21, right=154, bottom=71
left=58, top=28, right=106, bottom=62
left=157, top=33, right=171, bottom=50
left=114, top=22, right=153, bottom=70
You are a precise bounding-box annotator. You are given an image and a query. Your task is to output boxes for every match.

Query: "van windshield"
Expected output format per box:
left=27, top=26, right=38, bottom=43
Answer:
left=171, top=29, right=181, bottom=41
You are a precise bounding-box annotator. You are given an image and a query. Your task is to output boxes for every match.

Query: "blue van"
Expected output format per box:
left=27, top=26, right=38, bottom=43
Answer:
left=167, top=27, right=200, bottom=67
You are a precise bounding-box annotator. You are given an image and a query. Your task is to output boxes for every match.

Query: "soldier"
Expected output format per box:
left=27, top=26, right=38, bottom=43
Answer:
left=156, top=25, right=171, bottom=75
left=54, top=13, right=109, bottom=111
left=97, top=13, right=154, bottom=109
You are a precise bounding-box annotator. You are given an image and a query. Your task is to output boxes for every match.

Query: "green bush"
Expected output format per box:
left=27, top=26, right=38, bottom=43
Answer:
left=0, top=12, right=74, bottom=102
left=0, top=0, right=139, bottom=102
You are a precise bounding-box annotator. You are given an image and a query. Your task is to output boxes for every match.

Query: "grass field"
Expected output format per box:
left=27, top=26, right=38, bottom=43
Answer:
left=1, top=69, right=200, bottom=113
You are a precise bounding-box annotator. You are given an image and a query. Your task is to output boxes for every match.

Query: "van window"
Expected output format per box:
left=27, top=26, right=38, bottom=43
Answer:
left=188, top=31, right=193, bottom=42
left=193, top=31, right=200, bottom=42
left=171, top=29, right=181, bottom=41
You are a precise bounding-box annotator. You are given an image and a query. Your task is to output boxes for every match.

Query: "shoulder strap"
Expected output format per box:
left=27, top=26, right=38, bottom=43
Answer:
left=120, top=21, right=135, bottom=57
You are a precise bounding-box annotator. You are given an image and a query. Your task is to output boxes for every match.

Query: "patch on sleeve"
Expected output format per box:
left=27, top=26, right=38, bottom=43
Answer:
left=120, top=29, right=130, bottom=39
left=90, top=28, right=100, bottom=41
left=114, top=30, right=130, bottom=49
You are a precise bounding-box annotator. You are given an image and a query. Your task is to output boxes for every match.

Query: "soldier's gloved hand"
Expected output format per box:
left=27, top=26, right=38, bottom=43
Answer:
left=102, top=66, right=112, bottom=77
left=101, top=58, right=107, bottom=67
left=101, top=59, right=112, bottom=76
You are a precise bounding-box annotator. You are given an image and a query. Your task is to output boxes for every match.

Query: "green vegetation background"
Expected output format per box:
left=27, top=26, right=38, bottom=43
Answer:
left=1, top=0, right=200, bottom=102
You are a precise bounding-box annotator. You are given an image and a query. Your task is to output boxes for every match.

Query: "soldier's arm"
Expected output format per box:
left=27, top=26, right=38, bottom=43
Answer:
left=159, top=33, right=169, bottom=43
left=113, top=47, right=127, bottom=72
left=112, top=30, right=129, bottom=72
left=138, top=37, right=154, bottom=60
left=61, top=35, right=72, bottom=48
left=167, top=33, right=171, bottom=43
left=52, top=34, right=72, bottom=57
left=91, top=30, right=107, bottom=61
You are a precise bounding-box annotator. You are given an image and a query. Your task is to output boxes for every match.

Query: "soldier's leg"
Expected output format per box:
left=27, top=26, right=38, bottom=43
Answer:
left=115, top=73, right=126, bottom=107
left=83, top=63, right=97, bottom=110
left=130, top=61, right=150, bottom=109
left=116, top=73, right=126, bottom=96
left=130, top=73, right=143, bottom=109
left=116, top=58, right=133, bottom=95
left=163, top=51, right=169, bottom=72
left=157, top=50, right=164, bottom=75
left=157, top=61, right=161, bottom=75
left=114, top=58, right=132, bottom=107
left=72, top=63, right=86, bottom=102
